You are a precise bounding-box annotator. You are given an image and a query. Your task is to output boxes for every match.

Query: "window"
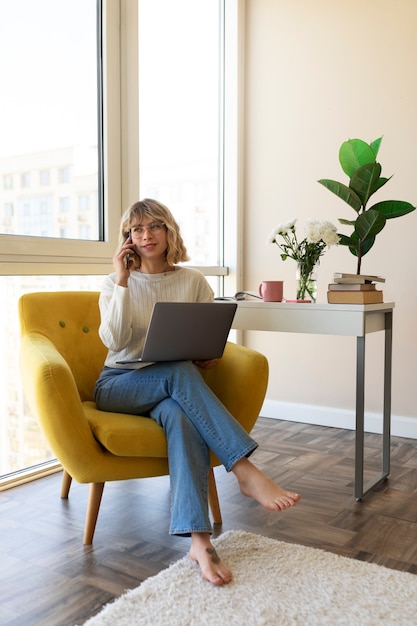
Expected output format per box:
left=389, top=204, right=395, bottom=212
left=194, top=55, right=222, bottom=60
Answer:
left=3, top=175, right=13, bottom=190
left=39, top=169, right=50, bottom=186
left=79, top=194, right=90, bottom=211
left=58, top=167, right=71, bottom=185
left=21, top=173, right=31, bottom=189
left=0, top=0, right=105, bottom=481
left=59, top=197, right=71, bottom=212
left=0, top=0, right=101, bottom=242
left=138, top=0, right=223, bottom=268
left=0, top=275, right=104, bottom=480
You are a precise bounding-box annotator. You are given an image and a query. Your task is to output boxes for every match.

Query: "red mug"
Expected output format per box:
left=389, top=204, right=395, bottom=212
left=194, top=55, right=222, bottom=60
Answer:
left=259, top=281, right=284, bottom=302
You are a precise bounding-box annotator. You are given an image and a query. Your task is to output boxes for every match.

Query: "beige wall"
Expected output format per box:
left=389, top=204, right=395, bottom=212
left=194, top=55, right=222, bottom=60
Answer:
left=243, top=0, right=417, bottom=435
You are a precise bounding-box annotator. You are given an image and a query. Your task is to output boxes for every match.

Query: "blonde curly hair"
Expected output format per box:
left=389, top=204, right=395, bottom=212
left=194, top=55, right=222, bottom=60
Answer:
left=119, top=198, right=189, bottom=269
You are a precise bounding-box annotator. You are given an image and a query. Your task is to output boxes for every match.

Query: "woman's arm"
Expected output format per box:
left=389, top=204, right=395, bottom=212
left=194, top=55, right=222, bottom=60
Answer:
left=98, top=278, right=133, bottom=351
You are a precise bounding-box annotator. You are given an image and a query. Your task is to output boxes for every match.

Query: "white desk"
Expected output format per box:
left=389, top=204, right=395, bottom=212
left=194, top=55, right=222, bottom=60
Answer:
left=232, top=301, right=394, bottom=500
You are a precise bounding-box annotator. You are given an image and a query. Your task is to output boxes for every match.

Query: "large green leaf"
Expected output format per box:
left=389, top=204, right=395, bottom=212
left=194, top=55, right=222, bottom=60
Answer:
left=370, top=136, right=383, bottom=158
left=361, top=236, right=376, bottom=256
left=317, top=179, right=362, bottom=211
left=349, top=163, right=382, bottom=206
left=338, top=226, right=377, bottom=257
left=337, top=233, right=354, bottom=247
left=370, top=199, right=416, bottom=219
left=348, top=231, right=376, bottom=257
left=375, top=175, right=392, bottom=192
left=355, top=209, right=386, bottom=240
left=339, top=139, right=376, bottom=177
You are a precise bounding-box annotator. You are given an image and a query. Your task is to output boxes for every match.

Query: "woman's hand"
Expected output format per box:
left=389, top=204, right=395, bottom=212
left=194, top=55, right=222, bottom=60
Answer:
left=113, top=238, right=136, bottom=286
left=193, top=359, right=218, bottom=370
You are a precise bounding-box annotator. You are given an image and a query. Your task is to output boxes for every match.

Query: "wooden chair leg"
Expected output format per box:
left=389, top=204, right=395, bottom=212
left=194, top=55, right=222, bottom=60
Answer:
left=208, top=468, right=222, bottom=524
left=60, top=469, right=73, bottom=499
left=83, top=482, right=105, bottom=545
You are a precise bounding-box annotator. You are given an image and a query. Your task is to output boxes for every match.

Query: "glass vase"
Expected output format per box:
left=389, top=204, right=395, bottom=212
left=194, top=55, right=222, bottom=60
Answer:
left=296, top=262, right=318, bottom=302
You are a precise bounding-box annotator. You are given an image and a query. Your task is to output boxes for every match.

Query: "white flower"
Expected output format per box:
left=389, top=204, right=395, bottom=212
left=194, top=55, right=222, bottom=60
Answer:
left=305, top=219, right=322, bottom=244
left=320, top=221, right=339, bottom=246
left=281, top=218, right=297, bottom=233
left=266, top=228, right=278, bottom=245
left=305, top=218, right=339, bottom=246
left=266, top=218, right=297, bottom=244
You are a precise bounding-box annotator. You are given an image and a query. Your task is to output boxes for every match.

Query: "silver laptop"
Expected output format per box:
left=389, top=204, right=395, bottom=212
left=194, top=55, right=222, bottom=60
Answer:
left=117, top=301, right=237, bottom=364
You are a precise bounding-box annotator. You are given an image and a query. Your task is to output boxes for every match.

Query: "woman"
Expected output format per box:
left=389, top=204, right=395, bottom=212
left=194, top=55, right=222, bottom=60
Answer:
left=94, top=198, right=300, bottom=586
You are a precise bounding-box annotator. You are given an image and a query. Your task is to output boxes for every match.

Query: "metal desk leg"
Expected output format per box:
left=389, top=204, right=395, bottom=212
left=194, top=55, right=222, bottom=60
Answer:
left=355, top=335, right=365, bottom=500
left=382, top=311, right=393, bottom=476
left=355, top=311, right=392, bottom=500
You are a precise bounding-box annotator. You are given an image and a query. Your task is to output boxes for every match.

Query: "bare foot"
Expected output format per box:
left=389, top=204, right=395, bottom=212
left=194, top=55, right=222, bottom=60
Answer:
left=189, top=533, right=232, bottom=586
left=232, top=457, right=300, bottom=511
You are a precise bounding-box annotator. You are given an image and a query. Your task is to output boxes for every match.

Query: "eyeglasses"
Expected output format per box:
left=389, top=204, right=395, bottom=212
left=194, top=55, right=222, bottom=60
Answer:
left=130, top=222, right=166, bottom=238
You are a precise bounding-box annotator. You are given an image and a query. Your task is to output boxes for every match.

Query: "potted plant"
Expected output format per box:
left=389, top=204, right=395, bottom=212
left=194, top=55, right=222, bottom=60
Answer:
left=318, top=137, right=415, bottom=274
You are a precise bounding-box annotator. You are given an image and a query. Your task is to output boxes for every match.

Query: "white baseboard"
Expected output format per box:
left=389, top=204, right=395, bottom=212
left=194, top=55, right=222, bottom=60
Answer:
left=261, top=399, right=417, bottom=440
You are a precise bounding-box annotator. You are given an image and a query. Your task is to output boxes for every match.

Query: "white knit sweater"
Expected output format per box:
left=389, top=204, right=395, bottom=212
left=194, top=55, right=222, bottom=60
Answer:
left=98, top=266, right=214, bottom=368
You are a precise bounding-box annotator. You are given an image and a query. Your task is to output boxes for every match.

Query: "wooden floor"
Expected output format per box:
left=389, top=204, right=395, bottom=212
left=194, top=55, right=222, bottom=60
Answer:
left=2, top=417, right=417, bottom=625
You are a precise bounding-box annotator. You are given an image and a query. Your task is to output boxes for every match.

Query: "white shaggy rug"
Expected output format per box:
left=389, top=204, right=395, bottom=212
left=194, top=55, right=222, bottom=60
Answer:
left=82, top=530, right=417, bottom=626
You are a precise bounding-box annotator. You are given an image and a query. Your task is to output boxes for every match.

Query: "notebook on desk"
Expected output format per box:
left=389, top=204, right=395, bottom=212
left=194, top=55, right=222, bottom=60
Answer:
left=116, top=301, right=237, bottom=364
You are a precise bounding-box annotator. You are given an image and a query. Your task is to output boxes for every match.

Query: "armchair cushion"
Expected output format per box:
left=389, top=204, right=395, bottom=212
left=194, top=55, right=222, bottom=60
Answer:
left=84, top=402, right=168, bottom=457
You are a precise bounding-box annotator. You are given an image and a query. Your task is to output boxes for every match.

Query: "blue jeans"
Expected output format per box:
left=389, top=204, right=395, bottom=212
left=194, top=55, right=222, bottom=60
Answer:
left=93, top=361, right=258, bottom=535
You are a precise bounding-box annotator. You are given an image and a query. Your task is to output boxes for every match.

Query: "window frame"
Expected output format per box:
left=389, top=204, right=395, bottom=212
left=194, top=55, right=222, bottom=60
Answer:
left=0, top=0, right=121, bottom=276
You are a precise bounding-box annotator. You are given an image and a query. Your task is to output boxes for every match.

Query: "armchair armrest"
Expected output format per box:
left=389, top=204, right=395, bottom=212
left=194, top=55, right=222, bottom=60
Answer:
left=19, top=333, right=105, bottom=474
left=201, top=342, right=268, bottom=433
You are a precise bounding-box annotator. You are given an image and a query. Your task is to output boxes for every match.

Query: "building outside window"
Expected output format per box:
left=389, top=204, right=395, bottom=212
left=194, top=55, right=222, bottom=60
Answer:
left=3, top=174, right=13, bottom=190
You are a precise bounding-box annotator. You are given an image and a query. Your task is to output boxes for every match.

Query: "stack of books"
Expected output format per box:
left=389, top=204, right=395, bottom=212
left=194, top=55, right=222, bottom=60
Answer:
left=327, top=273, right=385, bottom=304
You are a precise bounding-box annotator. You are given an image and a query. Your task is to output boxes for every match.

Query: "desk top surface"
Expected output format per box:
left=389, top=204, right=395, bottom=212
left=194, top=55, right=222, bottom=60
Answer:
left=236, top=301, right=395, bottom=312
left=232, top=301, right=394, bottom=336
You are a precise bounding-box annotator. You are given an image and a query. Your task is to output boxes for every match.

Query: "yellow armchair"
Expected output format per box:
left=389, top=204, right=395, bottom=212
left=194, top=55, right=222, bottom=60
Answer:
left=18, top=291, right=269, bottom=544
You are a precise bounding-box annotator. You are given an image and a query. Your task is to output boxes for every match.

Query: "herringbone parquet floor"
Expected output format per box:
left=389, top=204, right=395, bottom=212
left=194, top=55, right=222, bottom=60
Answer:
left=2, top=417, right=417, bottom=625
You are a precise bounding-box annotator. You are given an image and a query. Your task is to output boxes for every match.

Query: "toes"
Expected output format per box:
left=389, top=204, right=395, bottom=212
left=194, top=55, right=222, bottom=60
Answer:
left=273, top=492, right=300, bottom=510
left=205, top=574, right=224, bottom=586
left=202, top=569, right=232, bottom=586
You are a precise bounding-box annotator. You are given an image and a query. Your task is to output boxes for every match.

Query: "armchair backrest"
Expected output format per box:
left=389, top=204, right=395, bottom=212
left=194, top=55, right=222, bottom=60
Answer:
left=19, top=291, right=106, bottom=402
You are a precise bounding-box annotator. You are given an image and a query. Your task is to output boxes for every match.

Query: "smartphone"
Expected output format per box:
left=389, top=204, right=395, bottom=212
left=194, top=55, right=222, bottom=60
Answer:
left=125, top=230, right=132, bottom=269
